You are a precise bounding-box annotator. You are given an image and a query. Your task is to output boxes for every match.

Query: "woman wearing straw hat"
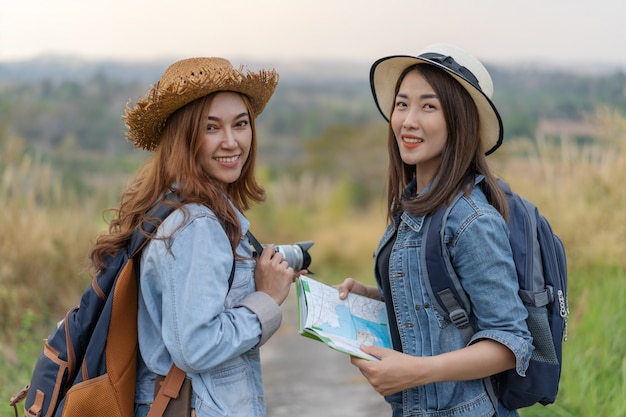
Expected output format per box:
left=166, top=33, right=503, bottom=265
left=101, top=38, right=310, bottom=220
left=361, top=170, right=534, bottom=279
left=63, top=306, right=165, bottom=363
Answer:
left=337, top=44, right=534, bottom=416
left=89, top=57, right=299, bottom=417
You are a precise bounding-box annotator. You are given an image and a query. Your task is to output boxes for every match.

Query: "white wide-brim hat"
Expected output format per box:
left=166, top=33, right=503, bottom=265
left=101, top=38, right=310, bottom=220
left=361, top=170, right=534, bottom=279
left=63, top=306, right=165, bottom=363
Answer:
left=370, top=43, right=503, bottom=155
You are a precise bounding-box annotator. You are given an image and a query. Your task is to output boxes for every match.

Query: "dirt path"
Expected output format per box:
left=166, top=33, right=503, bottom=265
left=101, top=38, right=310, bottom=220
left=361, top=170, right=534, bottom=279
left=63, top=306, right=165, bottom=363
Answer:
left=261, top=289, right=390, bottom=417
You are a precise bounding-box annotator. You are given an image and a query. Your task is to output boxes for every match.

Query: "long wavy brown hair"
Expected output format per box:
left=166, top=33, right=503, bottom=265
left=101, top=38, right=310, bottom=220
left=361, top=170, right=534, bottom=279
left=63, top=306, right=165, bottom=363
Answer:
left=386, top=64, right=508, bottom=223
left=89, top=92, right=265, bottom=272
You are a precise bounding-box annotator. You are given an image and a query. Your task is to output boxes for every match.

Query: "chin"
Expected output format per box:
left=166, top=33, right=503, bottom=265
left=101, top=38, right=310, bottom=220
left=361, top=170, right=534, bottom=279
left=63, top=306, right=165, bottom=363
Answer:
left=223, top=173, right=244, bottom=184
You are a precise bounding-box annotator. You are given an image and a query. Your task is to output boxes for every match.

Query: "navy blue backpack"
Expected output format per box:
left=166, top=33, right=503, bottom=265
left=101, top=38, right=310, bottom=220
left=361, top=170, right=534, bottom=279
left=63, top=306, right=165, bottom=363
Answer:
left=10, top=196, right=240, bottom=417
left=9, top=200, right=179, bottom=417
left=422, top=179, right=568, bottom=411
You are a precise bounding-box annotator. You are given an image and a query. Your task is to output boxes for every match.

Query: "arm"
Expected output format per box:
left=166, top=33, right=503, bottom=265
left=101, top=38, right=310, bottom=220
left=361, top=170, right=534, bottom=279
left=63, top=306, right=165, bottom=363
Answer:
left=350, top=339, right=514, bottom=396
left=146, top=214, right=284, bottom=372
left=347, top=202, right=530, bottom=396
left=449, top=206, right=534, bottom=376
left=239, top=244, right=296, bottom=347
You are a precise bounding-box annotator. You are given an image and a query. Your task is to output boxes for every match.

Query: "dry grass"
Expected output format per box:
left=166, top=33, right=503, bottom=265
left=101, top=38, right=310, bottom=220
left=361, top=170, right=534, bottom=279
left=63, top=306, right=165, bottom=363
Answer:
left=492, top=107, right=626, bottom=271
left=0, top=134, right=102, bottom=339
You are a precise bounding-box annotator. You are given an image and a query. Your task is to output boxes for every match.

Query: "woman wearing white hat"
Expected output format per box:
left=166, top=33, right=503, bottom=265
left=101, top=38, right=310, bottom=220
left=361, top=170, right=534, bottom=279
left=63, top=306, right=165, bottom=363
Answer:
left=338, top=45, right=533, bottom=416
left=90, top=57, right=299, bottom=417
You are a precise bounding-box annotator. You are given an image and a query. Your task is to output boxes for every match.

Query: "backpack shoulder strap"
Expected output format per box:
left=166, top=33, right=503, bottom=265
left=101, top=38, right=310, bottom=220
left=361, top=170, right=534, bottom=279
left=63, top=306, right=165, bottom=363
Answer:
left=422, top=186, right=502, bottom=414
left=422, top=195, right=474, bottom=344
left=147, top=364, right=186, bottom=417
left=130, top=193, right=181, bottom=257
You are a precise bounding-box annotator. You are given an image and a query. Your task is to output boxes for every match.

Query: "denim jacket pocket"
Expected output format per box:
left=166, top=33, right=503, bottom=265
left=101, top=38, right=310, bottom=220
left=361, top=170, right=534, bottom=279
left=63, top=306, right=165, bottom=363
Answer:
left=195, top=358, right=258, bottom=417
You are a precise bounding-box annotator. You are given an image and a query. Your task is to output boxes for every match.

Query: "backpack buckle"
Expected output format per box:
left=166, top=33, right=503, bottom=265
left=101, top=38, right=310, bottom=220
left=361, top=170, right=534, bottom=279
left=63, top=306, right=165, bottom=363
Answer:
left=449, top=309, right=470, bottom=328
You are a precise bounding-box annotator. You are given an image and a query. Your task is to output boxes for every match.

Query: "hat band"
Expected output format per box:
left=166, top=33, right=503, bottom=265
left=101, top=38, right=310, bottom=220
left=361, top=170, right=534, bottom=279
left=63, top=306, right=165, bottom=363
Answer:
left=419, top=53, right=481, bottom=91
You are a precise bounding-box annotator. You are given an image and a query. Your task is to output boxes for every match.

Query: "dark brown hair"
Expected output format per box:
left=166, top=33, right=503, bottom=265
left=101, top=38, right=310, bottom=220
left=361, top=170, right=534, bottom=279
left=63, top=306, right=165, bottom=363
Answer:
left=386, top=64, right=508, bottom=223
left=90, top=92, right=265, bottom=271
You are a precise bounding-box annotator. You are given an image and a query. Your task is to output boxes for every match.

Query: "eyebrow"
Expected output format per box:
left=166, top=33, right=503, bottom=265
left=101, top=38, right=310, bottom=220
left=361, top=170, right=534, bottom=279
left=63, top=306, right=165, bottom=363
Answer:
left=396, top=93, right=439, bottom=100
left=206, top=112, right=250, bottom=121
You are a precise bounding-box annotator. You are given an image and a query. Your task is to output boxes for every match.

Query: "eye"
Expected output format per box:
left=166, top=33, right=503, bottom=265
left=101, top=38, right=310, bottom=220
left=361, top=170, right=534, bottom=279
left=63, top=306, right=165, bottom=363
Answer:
left=234, top=118, right=250, bottom=129
left=422, top=99, right=440, bottom=111
left=206, top=124, right=218, bottom=131
left=394, top=100, right=407, bottom=109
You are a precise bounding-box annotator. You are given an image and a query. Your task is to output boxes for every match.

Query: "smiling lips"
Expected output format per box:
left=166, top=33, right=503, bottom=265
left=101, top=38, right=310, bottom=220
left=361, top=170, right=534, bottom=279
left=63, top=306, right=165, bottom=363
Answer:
left=401, top=135, right=424, bottom=149
left=214, top=155, right=240, bottom=166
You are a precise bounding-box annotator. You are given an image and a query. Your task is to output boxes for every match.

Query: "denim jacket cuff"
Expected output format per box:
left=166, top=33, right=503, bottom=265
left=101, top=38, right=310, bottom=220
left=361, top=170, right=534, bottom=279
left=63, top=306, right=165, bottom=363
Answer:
left=470, top=330, right=533, bottom=376
left=236, top=291, right=282, bottom=347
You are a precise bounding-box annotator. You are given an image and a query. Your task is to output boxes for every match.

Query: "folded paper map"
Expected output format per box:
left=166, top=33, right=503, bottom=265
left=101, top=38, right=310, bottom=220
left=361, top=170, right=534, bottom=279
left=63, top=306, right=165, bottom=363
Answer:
left=296, top=275, right=391, bottom=361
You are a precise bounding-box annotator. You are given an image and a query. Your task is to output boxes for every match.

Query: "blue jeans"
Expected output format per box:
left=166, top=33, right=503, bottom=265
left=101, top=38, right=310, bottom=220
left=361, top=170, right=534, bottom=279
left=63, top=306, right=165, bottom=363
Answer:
left=388, top=397, right=519, bottom=417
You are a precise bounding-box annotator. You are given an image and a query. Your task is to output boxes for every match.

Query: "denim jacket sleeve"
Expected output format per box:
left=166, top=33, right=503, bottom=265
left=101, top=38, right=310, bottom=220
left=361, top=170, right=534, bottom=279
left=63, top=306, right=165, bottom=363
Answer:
left=446, top=195, right=534, bottom=376
left=139, top=203, right=282, bottom=375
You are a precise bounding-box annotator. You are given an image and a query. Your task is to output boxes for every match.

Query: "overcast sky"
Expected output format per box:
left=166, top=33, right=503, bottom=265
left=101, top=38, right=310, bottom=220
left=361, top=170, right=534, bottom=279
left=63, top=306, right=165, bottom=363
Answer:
left=1, top=0, right=625, bottom=69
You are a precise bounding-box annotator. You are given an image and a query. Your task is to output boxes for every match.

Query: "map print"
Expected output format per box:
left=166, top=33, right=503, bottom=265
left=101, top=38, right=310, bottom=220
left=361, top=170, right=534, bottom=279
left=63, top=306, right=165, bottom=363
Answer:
left=297, top=275, right=391, bottom=361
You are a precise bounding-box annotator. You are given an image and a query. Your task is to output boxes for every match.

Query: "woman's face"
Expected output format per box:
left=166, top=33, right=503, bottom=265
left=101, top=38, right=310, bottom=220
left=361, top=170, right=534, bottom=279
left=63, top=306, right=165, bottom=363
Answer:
left=198, top=92, right=252, bottom=184
left=391, top=70, right=448, bottom=188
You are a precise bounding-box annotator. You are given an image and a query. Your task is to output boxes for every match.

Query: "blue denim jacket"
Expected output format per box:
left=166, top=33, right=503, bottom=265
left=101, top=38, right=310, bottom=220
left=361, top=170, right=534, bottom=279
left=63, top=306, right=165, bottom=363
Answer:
left=134, top=202, right=282, bottom=417
left=375, top=179, right=533, bottom=417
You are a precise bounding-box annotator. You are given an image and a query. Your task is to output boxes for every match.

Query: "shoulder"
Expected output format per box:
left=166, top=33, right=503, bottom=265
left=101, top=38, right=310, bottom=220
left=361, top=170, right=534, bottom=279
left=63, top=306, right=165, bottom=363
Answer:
left=143, top=203, right=233, bottom=261
left=444, top=186, right=507, bottom=244
left=449, top=185, right=500, bottom=222
left=156, top=203, right=220, bottom=239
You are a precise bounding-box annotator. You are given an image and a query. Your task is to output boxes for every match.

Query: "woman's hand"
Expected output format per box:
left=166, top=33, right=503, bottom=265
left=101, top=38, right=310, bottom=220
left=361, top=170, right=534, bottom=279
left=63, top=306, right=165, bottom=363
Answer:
left=254, top=245, right=295, bottom=306
left=350, top=346, right=425, bottom=396
left=336, top=278, right=380, bottom=301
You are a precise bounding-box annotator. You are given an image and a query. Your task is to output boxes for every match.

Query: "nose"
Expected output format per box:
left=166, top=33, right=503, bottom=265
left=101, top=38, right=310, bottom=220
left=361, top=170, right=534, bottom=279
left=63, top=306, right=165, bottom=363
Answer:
left=402, top=109, right=420, bottom=130
left=221, top=127, right=238, bottom=148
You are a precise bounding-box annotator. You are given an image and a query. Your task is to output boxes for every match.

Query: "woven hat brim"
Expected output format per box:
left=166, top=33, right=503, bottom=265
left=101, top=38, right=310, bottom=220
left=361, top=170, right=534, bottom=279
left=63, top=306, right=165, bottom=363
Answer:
left=123, top=67, right=278, bottom=151
left=370, top=55, right=503, bottom=155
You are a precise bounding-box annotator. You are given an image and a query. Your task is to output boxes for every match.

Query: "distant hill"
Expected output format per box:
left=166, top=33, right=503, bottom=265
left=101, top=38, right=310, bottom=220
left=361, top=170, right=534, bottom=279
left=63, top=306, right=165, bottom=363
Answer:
left=1, top=56, right=625, bottom=164
left=0, top=55, right=371, bottom=84
left=2, top=54, right=623, bottom=84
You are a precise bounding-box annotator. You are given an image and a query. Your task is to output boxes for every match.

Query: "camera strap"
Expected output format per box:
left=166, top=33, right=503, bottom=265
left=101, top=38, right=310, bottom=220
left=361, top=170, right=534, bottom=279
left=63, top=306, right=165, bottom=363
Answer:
left=246, top=230, right=264, bottom=255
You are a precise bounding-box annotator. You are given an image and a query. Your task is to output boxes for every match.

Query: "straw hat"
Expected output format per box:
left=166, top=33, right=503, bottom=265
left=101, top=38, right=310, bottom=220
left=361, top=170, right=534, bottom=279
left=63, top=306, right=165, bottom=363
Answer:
left=123, top=57, right=279, bottom=151
left=370, top=44, right=503, bottom=155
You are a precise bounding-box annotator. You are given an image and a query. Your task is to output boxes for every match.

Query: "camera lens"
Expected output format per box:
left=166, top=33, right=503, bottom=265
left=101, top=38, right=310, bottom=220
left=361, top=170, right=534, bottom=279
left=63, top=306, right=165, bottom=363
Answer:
left=275, top=241, right=314, bottom=271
